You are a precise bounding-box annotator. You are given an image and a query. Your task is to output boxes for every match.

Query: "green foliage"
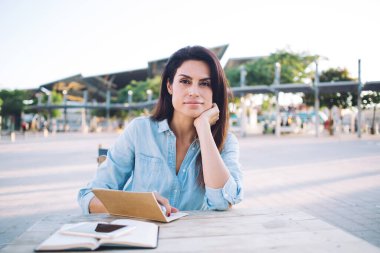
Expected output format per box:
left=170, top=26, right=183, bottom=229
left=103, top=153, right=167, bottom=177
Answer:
left=0, top=89, right=28, bottom=116
left=118, top=76, right=161, bottom=103
left=225, top=67, right=240, bottom=87
left=315, top=67, right=379, bottom=110
left=100, top=76, right=162, bottom=118
left=245, top=56, right=274, bottom=85
left=261, top=96, right=272, bottom=111
left=303, top=67, right=359, bottom=109
left=41, top=90, right=63, bottom=118
left=319, top=68, right=353, bottom=82
left=226, top=49, right=318, bottom=86
left=319, top=68, right=355, bottom=109
left=0, top=89, right=30, bottom=130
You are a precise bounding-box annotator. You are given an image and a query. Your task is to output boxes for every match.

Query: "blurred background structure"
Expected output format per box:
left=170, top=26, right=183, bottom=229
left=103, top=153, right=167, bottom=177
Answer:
left=1, top=0, right=380, bottom=139
left=0, top=43, right=379, bottom=140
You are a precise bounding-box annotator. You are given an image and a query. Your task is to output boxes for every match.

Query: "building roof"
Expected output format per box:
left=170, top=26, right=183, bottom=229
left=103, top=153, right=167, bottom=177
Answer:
left=147, top=44, right=229, bottom=78
left=224, top=56, right=265, bottom=69
left=97, top=68, right=148, bottom=90
left=363, top=81, right=380, bottom=91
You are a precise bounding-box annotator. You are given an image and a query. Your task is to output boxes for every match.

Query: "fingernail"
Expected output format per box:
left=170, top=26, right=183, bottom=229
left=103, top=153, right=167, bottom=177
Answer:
left=167, top=212, right=171, bottom=217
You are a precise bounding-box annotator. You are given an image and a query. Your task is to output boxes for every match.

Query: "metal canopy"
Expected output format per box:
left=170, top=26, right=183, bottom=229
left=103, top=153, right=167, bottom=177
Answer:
left=363, top=81, right=380, bottom=91
left=271, top=83, right=314, bottom=94
left=317, top=81, right=359, bottom=94
left=27, top=100, right=158, bottom=111
left=232, top=85, right=273, bottom=96
left=230, top=81, right=379, bottom=96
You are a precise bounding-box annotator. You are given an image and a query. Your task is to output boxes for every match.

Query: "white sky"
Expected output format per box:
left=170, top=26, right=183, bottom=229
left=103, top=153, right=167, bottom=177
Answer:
left=0, top=0, right=379, bottom=90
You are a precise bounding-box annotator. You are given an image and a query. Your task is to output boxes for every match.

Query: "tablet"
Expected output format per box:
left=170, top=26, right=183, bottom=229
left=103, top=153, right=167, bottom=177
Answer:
left=60, top=222, right=136, bottom=239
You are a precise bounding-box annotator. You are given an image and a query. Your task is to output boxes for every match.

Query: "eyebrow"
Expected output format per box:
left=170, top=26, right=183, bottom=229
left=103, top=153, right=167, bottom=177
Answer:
left=178, top=74, right=211, bottom=81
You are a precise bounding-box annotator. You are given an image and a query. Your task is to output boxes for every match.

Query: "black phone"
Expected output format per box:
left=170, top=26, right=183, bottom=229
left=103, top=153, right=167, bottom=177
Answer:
left=95, top=223, right=127, bottom=233
left=60, top=222, right=135, bottom=239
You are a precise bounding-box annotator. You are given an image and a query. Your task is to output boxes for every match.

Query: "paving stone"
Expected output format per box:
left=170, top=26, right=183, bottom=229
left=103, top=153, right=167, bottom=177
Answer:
left=1, top=133, right=380, bottom=249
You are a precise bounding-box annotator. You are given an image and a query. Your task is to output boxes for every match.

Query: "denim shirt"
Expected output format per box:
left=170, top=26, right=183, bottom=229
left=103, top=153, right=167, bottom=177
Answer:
left=78, top=116, right=243, bottom=214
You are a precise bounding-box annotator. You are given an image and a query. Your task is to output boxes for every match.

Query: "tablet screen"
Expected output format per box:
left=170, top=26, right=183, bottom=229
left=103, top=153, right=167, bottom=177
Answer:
left=60, top=222, right=135, bottom=239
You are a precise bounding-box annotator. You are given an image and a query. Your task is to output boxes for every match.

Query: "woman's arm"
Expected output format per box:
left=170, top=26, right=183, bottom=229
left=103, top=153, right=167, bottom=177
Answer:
left=194, top=107, right=230, bottom=188
left=194, top=104, right=243, bottom=210
left=77, top=120, right=137, bottom=214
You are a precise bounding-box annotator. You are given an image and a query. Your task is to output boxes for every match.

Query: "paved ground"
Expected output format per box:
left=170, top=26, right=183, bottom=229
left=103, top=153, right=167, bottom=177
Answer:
left=0, top=131, right=379, bottom=250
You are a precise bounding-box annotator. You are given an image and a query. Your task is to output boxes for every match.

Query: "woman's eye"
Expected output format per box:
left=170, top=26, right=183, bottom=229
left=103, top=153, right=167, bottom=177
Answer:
left=200, top=81, right=211, bottom=87
left=180, top=79, right=191, bottom=85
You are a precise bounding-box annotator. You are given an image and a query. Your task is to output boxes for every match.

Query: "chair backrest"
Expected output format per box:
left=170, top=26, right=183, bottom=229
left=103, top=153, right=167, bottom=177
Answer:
left=97, top=144, right=108, bottom=165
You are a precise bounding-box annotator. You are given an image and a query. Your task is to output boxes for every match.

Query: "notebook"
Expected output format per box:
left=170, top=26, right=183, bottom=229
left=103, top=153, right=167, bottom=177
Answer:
left=35, top=219, right=158, bottom=251
left=92, top=189, right=188, bottom=222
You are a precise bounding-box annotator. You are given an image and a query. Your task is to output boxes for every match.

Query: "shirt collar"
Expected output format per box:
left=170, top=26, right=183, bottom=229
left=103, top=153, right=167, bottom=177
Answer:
left=158, top=119, right=171, bottom=133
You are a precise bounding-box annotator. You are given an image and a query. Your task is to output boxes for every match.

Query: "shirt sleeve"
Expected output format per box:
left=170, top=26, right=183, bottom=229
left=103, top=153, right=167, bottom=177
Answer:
left=204, top=132, right=244, bottom=210
left=77, top=120, right=137, bottom=214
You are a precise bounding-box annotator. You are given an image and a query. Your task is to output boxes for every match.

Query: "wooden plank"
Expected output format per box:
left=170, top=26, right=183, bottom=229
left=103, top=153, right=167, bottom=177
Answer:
left=2, top=208, right=379, bottom=253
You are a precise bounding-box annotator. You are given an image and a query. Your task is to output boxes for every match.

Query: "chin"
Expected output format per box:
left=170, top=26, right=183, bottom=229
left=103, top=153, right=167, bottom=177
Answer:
left=186, top=111, right=202, bottom=119
left=177, top=108, right=202, bottom=119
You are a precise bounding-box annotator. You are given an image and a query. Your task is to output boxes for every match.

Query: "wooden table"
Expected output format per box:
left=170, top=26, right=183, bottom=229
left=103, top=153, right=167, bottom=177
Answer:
left=2, top=207, right=379, bottom=252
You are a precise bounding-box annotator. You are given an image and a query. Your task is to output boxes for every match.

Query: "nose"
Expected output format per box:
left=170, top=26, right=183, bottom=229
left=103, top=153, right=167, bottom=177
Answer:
left=188, top=85, right=199, bottom=97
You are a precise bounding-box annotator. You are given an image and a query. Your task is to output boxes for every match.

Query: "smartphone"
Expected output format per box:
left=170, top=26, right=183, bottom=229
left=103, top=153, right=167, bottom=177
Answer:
left=60, top=222, right=136, bottom=239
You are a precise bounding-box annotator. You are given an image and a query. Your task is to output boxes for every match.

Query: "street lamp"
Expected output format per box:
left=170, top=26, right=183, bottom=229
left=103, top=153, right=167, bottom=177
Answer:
left=239, top=65, right=247, bottom=87
left=128, top=90, right=133, bottom=104
left=274, top=62, right=281, bottom=137
left=274, top=62, right=281, bottom=85
left=62, top=90, right=68, bottom=132
left=146, top=89, right=152, bottom=102
left=36, top=92, right=43, bottom=105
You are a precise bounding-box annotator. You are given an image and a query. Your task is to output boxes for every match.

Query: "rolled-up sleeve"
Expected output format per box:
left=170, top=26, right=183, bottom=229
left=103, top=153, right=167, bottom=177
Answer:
left=77, top=120, right=137, bottom=214
left=205, top=133, right=243, bottom=210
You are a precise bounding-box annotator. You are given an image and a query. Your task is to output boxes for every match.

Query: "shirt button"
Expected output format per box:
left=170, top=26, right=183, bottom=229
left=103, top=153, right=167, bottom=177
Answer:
left=225, top=193, right=229, bottom=197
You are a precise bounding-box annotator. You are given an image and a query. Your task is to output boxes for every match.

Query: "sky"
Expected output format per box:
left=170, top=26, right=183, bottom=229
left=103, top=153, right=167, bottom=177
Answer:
left=0, top=0, right=379, bottom=90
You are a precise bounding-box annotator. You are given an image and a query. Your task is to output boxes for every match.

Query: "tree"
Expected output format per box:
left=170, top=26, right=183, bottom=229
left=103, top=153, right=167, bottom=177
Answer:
left=303, top=68, right=356, bottom=109
left=315, top=67, right=379, bottom=111
left=113, top=76, right=161, bottom=118
left=118, top=76, right=161, bottom=103
left=318, top=67, right=356, bottom=109
left=0, top=89, right=29, bottom=130
left=304, top=67, right=379, bottom=134
left=226, top=49, right=318, bottom=87
left=225, top=67, right=240, bottom=87
left=40, top=90, right=63, bottom=118
left=319, top=68, right=352, bottom=82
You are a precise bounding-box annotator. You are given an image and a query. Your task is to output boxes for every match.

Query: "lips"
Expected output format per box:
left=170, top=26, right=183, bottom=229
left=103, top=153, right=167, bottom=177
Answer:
left=183, top=101, right=203, bottom=104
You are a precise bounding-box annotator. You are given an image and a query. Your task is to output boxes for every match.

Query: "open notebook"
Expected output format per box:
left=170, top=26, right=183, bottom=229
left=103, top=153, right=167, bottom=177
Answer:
left=35, top=219, right=158, bottom=251
left=92, top=189, right=188, bottom=223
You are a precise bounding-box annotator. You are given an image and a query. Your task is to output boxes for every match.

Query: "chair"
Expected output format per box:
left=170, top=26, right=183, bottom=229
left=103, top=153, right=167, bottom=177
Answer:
left=97, top=144, right=108, bottom=165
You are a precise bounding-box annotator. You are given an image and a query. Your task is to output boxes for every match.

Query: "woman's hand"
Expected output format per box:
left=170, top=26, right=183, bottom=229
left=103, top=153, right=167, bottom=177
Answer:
left=89, top=196, right=108, bottom=213
left=153, top=192, right=179, bottom=217
left=194, top=103, right=220, bottom=129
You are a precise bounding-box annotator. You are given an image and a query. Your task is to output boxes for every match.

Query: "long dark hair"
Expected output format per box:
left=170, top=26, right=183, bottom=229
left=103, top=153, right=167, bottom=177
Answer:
left=151, top=46, right=230, bottom=184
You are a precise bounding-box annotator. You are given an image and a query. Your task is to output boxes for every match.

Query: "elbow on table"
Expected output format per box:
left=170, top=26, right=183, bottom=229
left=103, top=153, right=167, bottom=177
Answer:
left=207, top=198, right=233, bottom=211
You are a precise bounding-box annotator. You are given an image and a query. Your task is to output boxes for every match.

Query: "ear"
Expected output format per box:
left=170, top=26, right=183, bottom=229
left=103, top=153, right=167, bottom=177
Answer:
left=166, top=80, right=173, bottom=95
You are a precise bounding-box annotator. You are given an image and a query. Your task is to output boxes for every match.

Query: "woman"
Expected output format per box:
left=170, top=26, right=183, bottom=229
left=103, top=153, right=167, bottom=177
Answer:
left=78, top=46, right=243, bottom=216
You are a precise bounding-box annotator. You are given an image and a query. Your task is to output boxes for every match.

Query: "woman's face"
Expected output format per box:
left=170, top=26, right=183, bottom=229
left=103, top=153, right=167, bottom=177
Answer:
left=167, top=60, right=213, bottom=119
